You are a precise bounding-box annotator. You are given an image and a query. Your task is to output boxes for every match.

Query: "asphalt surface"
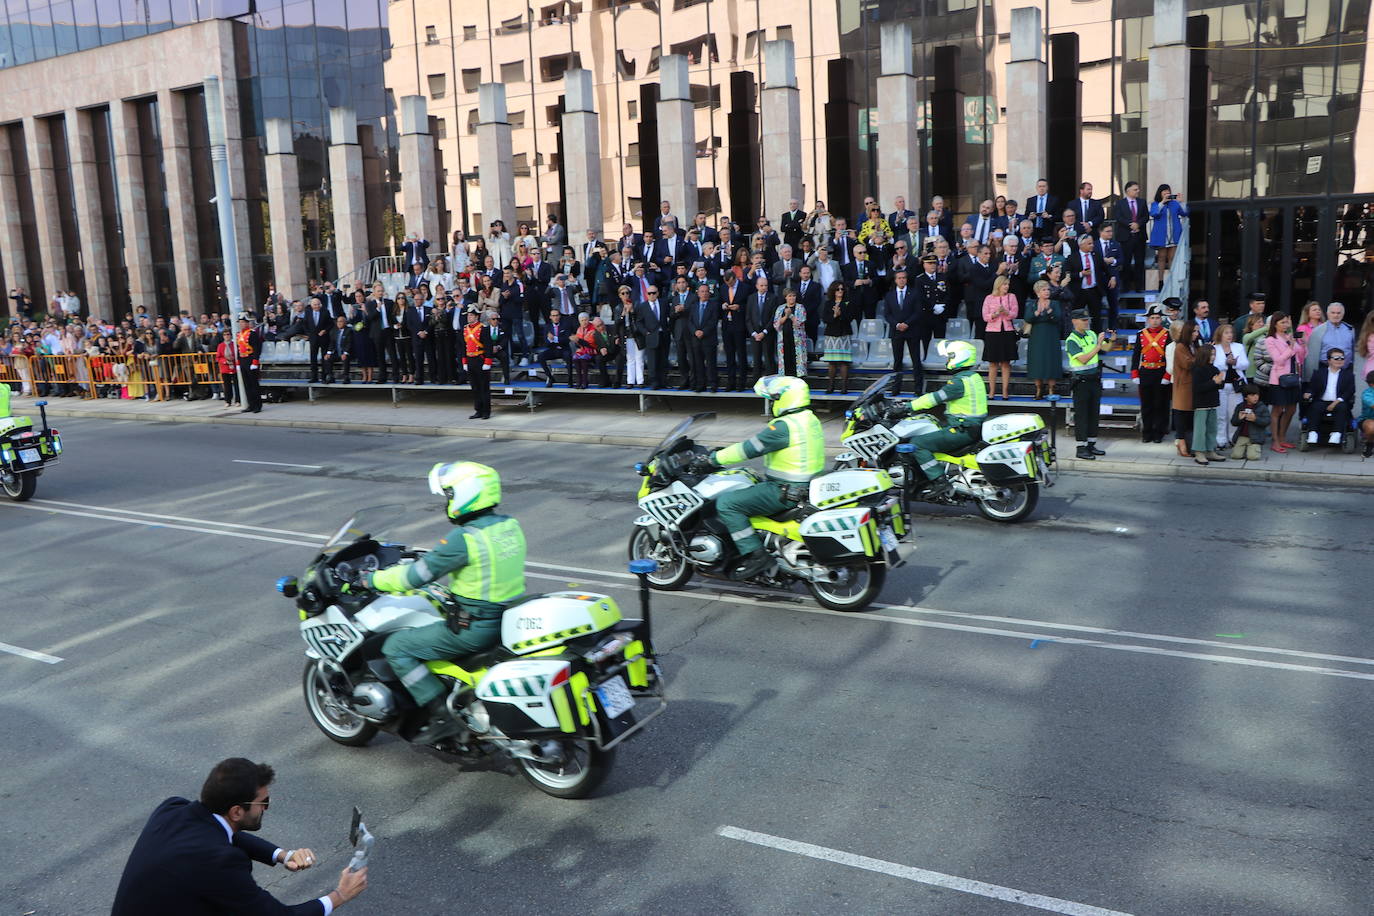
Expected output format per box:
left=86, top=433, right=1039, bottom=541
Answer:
left=2, top=417, right=1371, bottom=915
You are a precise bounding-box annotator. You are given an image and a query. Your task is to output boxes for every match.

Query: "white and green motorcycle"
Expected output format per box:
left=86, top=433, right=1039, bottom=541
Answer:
left=277, top=508, right=666, bottom=799
left=628, top=414, right=906, bottom=612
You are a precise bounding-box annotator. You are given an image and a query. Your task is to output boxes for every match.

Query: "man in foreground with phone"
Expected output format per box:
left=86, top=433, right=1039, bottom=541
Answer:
left=1066, top=308, right=1112, bottom=460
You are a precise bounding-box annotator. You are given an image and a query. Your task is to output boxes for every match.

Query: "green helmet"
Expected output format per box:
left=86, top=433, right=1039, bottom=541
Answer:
left=753, top=374, right=811, bottom=416
left=937, top=339, right=978, bottom=371
left=428, top=461, right=501, bottom=521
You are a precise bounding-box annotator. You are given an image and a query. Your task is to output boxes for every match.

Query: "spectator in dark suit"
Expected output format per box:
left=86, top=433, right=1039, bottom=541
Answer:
left=841, top=243, right=880, bottom=320
left=779, top=199, right=806, bottom=250
left=830, top=218, right=856, bottom=266
left=795, top=265, right=824, bottom=352
left=771, top=244, right=804, bottom=290
left=687, top=281, right=720, bottom=391
left=303, top=298, right=331, bottom=382
left=617, top=223, right=645, bottom=262
left=912, top=211, right=951, bottom=256
left=403, top=292, right=433, bottom=382
left=718, top=272, right=751, bottom=390
left=1113, top=181, right=1148, bottom=292
left=651, top=200, right=679, bottom=237
left=405, top=261, right=427, bottom=290
left=884, top=269, right=926, bottom=396
left=1303, top=348, right=1356, bottom=445
left=1097, top=223, right=1123, bottom=330
left=401, top=233, right=429, bottom=271
left=746, top=275, right=778, bottom=381
left=929, top=195, right=955, bottom=234
left=1068, top=182, right=1105, bottom=234
left=691, top=211, right=719, bottom=245
left=525, top=247, right=553, bottom=298
left=958, top=244, right=998, bottom=339
left=1065, top=235, right=1111, bottom=331
left=1024, top=178, right=1060, bottom=241
left=963, top=199, right=997, bottom=247
left=111, top=757, right=366, bottom=916
left=635, top=284, right=671, bottom=388
left=536, top=307, right=571, bottom=386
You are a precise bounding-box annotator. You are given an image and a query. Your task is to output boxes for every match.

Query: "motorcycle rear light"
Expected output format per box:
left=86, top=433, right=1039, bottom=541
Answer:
left=858, top=510, right=871, bottom=525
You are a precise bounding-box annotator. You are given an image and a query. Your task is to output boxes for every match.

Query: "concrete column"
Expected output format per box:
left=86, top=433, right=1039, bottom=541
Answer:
left=561, top=69, right=604, bottom=245
left=399, top=94, right=440, bottom=246
left=1005, top=8, right=1048, bottom=204
left=656, top=55, right=696, bottom=221
left=476, top=84, right=515, bottom=233
left=264, top=118, right=306, bottom=300
left=761, top=40, right=804, bottom=224
left=0, top=127, right=31, bottom=302
left=876, top=24, right=920, bottom=218
left=1148, top=0, right=1189, bottom=196
left=66, top=108, right=111, bottom=314
left=25, top=115, right=68, bottom=302
left=157, top=88, right=203, bottom=312
left=108, top=101, right=155, bottom=309
left=329, top=107, right=369, bottom=283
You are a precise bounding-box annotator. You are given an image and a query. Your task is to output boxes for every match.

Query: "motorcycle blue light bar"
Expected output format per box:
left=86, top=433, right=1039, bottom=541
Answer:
left=629, top=559, right=660, bottom=575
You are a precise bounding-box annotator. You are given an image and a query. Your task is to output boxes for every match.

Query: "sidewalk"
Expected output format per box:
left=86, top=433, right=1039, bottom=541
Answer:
left=12, top=389, right=1373, bottom=487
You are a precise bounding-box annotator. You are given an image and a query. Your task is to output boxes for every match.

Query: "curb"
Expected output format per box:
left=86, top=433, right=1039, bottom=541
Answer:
left=36, top=406, right=1374, bottom=488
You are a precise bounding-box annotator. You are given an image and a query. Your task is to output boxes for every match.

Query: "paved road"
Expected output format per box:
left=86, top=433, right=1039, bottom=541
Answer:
left=2, top=417, right=1371, bottom=915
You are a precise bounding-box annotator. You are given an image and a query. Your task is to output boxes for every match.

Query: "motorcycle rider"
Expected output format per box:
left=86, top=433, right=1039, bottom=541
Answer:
left=902, top=340, right=987, bottom=498
left=700, top=375, right=826, bottom=579
left=361, top=461, right=526, bottom=744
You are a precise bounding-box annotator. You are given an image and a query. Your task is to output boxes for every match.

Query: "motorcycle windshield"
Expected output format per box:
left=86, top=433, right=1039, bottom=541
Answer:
left=648, top=411, right=715, bottom=461
left=851, top=372, right=897, bottom=408
left=324, top=505, right=407, bottom=549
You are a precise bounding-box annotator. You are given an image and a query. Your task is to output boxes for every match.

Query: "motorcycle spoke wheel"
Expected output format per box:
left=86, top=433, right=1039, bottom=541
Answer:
left=627, top=528, right=693, bottom=590
left=808, top=562, right=886, bottom=612
left=302, top=661, right=376, bottom=746
left=976, top=481, right=1039, bottom=523
left=517, top=739, right=614, bottom=799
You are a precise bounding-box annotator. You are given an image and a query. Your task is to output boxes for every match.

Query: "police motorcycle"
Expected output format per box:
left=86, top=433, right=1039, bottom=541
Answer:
left=836, top=372, right=1054, bottom=523
left=627, top=414, right=905, bottom=612
left=276, top=507, right=666, bottom=799
left=0, top=393, right=62, bottom=502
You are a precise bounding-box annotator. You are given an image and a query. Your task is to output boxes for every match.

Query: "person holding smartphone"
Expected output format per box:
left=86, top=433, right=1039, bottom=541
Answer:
left=1149, top=184, right=1189, bottom=272
left=1066, top=309, right=1112, bottom=459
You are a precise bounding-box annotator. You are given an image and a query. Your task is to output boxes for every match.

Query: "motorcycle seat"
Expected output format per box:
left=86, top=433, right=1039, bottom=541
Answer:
left=940, top=441, right=984, bottom=458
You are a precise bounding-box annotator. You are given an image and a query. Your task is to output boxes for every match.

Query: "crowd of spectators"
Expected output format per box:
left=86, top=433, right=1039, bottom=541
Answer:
left=6, top=179, right=1374, bottom=458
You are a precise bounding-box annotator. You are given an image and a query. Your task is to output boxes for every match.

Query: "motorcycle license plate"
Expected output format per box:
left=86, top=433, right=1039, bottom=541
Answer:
left=594, top=675, right=635, bottom=719
left=18, top=448, right=39, bottom=464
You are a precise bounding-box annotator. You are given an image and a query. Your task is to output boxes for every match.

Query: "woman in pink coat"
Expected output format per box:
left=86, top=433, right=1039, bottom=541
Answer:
left=1265, top=313, right=1305, bottom=451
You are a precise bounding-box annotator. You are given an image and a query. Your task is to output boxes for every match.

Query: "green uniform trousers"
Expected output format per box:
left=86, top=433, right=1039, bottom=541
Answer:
left=908, top=427, right=976, bottom=480
left=383, top=616, right=502, bottom=706
left=1071, top=370, right=1102, bottom=441
left=715, top=480, right=789, bottom=554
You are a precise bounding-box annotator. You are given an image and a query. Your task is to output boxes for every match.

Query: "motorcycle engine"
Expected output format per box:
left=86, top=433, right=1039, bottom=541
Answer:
left=687, top=534, right=724, bottom=563
left=350, top=683, right=397, bottom=722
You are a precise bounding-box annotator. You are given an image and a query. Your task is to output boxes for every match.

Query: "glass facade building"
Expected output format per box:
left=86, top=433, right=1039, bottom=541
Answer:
left=389, top=0, right=1374, bottom=320
left=0, top=0, right=394, bottom=316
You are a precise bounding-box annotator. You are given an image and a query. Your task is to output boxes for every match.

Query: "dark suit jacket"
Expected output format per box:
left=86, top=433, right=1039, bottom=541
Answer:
left=686, top=297, right=721, bottom=340
left=1065, top=250, right=1110, bottom=295
left=402, top=305, right=429, bottom=336
left=650, top=236, right=684, bottom=272
left=1024, top=194, right=1062, bottom=230
left=326, top=325, right=354, bottom=358
left=304, top=309, right=331, bottom=346
left=884, top=285, right=924, bottom=339
left=913, top=225, right=952, bottom=254
left=841, top=260, right=879, bottom=316
left=617, top=234, right=645, bottom=260
left=1113, top=197, right=1148, bottom=239
left=958, top=259, right=997, bottom=306
left=525, top=259, right=553, bottom=293
left=538, top=318, right=570, bottom=353
left=830, top=233, right=858, bottom=266
left=887, top=209, right=916, bottom=236
left=745, top=291, right=777, bottom=335
left=1067, top=196, right=1106, bottom=231
left=111, top=797, right=323, bottom=916
left=401, top=238, right=429, bottom=267
left=1098, top=239, right=1123, bottom=282
left=795, top=278, right=823, bottom=318
left=1306, top=366, right=1356, bottom=407
left=634, top=299, right=670, bottom=349
left=717, top=279, right=749, bottom=335
left=779, top=210, right=806, bottom=246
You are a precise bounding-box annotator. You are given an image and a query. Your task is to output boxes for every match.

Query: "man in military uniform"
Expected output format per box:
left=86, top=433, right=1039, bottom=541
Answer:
left=702, top=375, right=825, bottom=579
left=1131, top=304, right=1171, bottom=442
left=901, top=340, right=987, bottom=498
left=1065, top=308, right=1112, bottom=459
left=913, top=254, right=948, bottom=366
left=364, top=461, right=526, bottom=744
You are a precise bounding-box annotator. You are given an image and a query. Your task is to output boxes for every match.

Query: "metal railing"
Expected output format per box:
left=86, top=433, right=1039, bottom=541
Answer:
left=1158, top=218, right=1190, bottom=302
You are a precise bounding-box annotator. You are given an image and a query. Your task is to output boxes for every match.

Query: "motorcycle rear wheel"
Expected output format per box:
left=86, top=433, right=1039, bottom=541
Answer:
left=975, top=480, right=1039, bottom=523
left=2, top=471, right=36, bottom=501
left=516, top=739, right=615, bottom=799
left=627, top=528, right=694, bottom=590
left=808, top=561, right=886, bottom=612
left=302, top=660, right=377, bottom=746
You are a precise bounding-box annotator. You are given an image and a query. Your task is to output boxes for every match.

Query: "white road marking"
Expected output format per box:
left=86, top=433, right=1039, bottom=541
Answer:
left=0, top=641, right=63, bottom=664
left=232, top=459, right=324, bottom=470
left=31, top=499, right=325, bottom=537
left=9, top=501, right=1374, bottom=681
left=716, top=826, right=1133, bottom=916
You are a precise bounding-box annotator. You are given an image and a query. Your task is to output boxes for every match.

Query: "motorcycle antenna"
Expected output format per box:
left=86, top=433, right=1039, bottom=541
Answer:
left=628, top=559, right=658, bottom=636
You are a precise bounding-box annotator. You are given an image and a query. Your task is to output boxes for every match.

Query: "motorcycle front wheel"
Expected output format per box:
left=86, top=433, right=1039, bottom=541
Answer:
left=627, top=528, right=694, bottom=590
left=517, top=739, right=615, bottom=799
left=2, top=471, right=37, bottom=501
left=302, top=660, right=377, bottom=746
left=808, top=561, right=887, bottom=612
left=976, top=480, right=1040, bottom=523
